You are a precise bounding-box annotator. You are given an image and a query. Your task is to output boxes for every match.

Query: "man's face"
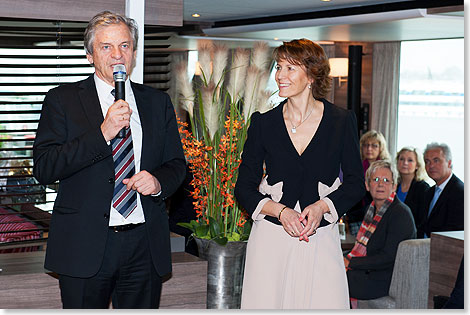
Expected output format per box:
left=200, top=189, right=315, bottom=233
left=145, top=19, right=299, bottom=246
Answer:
left=86, top=22, right=136, bottom=86
left=424, top=148, right=452, bottom=185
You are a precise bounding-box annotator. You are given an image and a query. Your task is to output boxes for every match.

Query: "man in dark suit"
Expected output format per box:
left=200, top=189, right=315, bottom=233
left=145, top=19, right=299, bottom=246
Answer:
left=33, top=11, right=186, bottom=308
left=417, top=143, right=463, bottom=238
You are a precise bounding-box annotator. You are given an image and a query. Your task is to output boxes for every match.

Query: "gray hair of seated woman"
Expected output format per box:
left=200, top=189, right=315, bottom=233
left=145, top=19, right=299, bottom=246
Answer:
left=365, top=160, right=398, bottom=185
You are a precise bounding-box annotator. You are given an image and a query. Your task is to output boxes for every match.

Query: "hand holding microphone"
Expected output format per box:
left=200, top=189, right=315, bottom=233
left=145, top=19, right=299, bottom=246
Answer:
left=100, top=64, right=132, bottom=142
left=113, top=64, right=127, bottom=138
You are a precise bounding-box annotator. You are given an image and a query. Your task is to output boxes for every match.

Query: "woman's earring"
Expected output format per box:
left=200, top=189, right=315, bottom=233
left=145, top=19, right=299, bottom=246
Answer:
left=308, top=84, right=311, bottom=89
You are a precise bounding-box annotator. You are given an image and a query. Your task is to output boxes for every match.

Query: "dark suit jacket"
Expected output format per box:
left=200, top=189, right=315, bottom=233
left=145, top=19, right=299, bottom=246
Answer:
left=417, top=174, right=464, bottom=238
left=346, top=198, right=416, bottom=300
left=403, top=179, right=430, bottom=228
left=33, top=75, right=186, bottom=278
left=235, top=99, right=365, bottom=227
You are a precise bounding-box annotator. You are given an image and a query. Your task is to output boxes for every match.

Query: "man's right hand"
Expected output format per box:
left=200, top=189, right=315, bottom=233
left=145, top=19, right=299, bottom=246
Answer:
left=101, top=100, right=132, bottom=142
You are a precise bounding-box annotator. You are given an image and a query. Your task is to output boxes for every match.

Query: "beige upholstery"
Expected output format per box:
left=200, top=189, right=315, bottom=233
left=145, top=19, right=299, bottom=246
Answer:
left=357, top=238, right=431, bottom=309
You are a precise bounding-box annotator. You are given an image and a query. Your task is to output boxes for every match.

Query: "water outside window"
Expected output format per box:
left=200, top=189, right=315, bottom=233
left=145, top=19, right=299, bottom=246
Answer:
left=397, top=38, right=464, bottom=182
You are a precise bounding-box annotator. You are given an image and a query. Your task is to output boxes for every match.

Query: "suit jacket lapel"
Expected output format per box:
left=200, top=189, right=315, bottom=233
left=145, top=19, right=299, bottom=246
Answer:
left=131, top=82, right=156, bottom=170
left=78, top=75, right=104, bottom=129
left=430, top=175, right=453, bottom=217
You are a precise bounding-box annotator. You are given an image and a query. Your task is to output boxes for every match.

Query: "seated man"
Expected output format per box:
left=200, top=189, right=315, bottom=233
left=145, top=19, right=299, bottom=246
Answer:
left=344, top=160, right=416, bottom=303
left=417, top=143, right=464, bottom=238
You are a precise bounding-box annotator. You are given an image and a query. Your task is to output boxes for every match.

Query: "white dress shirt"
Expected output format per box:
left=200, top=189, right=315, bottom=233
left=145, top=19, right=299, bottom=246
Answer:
left=94, top=74, right=145, bottom=226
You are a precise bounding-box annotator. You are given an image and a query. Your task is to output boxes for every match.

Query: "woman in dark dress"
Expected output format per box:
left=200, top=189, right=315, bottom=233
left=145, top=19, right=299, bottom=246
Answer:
left=234, top=38, right=365, bottom=309
left=395, top=146, right=430, bottom=228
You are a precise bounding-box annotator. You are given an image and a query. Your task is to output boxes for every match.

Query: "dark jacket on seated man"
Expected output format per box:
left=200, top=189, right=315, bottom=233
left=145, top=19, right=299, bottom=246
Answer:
left=417, top=174, right=464, bottom=238
left=346, top=198, right=416, bottom=300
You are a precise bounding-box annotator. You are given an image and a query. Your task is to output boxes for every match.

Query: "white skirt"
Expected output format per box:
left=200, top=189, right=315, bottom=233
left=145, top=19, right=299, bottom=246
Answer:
left=240, top=214, right=349, bottom=309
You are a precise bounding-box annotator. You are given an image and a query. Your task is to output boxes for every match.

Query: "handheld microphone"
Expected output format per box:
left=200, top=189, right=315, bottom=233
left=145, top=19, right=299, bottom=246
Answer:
left=113, top=64, right=127, bottom=138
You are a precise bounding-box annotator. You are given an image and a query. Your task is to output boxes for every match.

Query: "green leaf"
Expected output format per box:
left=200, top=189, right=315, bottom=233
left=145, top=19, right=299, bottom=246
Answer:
left=208, top=216, right=221, bottom=238
left=195, top=224, right=210, bottom=237
left=190, top=219, right=200, bottom=230
left=176, top=222, right=195, bottom=233
left=213, top=236, right=228, bottom=246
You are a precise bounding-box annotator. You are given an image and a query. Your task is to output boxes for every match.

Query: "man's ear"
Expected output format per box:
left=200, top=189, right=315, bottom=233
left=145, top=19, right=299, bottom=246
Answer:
left=86, top=54, right=94, bottom=66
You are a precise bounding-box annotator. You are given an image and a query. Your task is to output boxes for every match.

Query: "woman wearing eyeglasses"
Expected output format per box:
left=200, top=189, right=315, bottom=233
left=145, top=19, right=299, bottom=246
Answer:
left=344, top=160, right=416, bottom=306
left=347, top=130, right=391, bottom=236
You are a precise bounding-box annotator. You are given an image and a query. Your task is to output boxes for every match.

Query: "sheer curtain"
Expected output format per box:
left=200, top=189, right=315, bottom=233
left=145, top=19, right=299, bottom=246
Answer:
left=371, top=42, right=401, bottom=158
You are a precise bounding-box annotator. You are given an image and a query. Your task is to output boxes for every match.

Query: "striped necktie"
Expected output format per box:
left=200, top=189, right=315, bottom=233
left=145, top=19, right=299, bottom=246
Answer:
left=110, top=89, right=137, bottom=218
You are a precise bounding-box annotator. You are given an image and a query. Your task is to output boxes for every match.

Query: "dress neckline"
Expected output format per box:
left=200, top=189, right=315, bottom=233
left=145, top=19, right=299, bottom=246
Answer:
left=279, top=99, right=327, bottom=157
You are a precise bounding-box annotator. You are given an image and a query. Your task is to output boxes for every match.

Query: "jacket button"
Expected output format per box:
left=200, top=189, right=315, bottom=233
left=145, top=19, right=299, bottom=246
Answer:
left=108, top=178, right=114, bottom=184
left=104, top=213, right=109, bottom=219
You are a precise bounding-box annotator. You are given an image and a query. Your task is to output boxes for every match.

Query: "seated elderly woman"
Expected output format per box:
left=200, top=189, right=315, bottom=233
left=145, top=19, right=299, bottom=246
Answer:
left=347, top=130, right=391, bottom=236
left=344, top=160, right=416, bottom=303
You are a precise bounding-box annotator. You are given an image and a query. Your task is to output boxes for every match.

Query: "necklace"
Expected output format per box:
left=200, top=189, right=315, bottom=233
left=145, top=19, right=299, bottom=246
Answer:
left=286, top=102, right=314, bottom=134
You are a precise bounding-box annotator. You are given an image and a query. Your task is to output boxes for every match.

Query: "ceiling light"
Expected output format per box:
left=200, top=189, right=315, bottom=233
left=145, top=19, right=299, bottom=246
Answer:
left=321, top=0, right=331, bottom=2
left=192, top=13, right=201, bottom=18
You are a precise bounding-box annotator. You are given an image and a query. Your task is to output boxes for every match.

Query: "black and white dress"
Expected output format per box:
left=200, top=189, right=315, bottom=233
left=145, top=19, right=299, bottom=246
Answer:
left=235, top=99, right=365, bottom=309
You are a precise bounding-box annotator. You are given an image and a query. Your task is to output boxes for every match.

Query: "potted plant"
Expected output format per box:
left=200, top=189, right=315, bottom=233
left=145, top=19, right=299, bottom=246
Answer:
left=175, top=40, right=273, bottom=308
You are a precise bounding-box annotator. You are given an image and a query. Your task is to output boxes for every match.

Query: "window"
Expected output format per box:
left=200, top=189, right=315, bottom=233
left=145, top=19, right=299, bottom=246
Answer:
left=397, top=38, right=464, bottom=181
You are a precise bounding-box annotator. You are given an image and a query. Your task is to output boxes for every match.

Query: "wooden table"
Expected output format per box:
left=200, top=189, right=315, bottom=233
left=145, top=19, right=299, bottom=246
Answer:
left=428, top=231, right=464, bottom=308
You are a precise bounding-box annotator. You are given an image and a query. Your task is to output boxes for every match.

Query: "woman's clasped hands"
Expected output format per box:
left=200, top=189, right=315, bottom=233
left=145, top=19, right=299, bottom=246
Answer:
left=279, top=200, right=329, bottom=242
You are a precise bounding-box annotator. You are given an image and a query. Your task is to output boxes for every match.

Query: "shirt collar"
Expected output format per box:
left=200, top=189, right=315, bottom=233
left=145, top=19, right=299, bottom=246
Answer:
left=93, top=73, right=133, bottom=98
left=437, top=173, right=452, bottom=191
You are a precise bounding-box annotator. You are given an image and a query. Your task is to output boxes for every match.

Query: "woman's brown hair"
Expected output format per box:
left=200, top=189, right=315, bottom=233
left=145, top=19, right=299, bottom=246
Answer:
left=273, top=38, right=332, bottom=99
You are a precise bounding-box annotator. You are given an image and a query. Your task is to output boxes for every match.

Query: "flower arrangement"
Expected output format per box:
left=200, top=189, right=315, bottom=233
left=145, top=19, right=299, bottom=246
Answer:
left=175, top=40, right=273, bottom=245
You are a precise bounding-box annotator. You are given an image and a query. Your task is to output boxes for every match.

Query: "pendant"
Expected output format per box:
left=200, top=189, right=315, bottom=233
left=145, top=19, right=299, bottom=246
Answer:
left=291, top=127, right=296, bottom=134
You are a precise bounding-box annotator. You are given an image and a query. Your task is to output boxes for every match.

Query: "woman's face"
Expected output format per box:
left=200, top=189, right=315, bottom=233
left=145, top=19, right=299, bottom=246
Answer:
left=397, top=150, right=418, bottom=177
left=275, top=59, right=312, bottom=99
left=366, top=167, right=397, bottom=204
left=362, top=139, right=380, bottom=162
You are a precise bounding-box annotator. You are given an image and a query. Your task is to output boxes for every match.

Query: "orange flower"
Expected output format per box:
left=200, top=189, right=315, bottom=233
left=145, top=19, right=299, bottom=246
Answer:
left=177, top=111, right=250, bottom=231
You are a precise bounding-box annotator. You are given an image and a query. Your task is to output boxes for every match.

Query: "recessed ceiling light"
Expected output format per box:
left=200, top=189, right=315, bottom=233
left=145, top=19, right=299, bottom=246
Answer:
left=274, top=37, right=279, bottom=40
left=321, top=0, right=331, bottom=2
left=192, top=13, right=201, bottom=18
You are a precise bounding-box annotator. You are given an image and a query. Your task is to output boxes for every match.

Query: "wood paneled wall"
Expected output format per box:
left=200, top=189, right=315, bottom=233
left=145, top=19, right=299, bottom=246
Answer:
left=0, top=0, right=182, bottom=26
left=331, top=42, right=373, bottom=116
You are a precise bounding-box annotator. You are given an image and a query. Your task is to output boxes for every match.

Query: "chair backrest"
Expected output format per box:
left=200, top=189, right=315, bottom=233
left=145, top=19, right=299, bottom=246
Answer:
left=388, top=238, right=431, bottom=309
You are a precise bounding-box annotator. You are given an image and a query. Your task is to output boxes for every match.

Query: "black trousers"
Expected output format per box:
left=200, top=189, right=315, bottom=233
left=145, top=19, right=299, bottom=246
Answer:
left=58, top=223, right=162, bottom=309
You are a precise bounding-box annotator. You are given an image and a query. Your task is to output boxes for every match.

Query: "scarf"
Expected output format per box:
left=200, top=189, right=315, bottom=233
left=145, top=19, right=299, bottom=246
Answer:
left=344, top=191, right=396, bottom=269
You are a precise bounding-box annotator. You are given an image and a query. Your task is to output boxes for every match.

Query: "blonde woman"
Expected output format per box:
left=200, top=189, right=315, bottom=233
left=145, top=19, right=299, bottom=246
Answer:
left=395, top=146, right=430, bottom=228
left=360, top=130, right=390, bottom=170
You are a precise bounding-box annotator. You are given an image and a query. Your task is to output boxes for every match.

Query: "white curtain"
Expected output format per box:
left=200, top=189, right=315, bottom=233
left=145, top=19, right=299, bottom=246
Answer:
left=371, top=42, right=401, bottom=158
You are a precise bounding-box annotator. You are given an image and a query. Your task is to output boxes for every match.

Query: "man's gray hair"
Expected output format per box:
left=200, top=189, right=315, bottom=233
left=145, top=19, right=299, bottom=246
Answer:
left=365, top=160, right=398, bottom=185
left=424, top=142, right=452, bottom=167
left=84, top=11, right=138, bottom=55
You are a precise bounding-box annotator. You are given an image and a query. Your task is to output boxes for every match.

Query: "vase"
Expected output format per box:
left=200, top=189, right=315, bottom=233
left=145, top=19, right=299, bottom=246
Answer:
left=194, top=237, right=247, bottom=309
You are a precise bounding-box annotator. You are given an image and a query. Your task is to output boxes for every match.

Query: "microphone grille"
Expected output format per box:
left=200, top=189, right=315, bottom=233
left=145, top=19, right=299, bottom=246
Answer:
left=113, top=64, right=126, bottom=81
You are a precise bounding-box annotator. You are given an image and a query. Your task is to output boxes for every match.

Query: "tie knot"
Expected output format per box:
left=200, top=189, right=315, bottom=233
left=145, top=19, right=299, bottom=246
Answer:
left=111, top=89, right=115, bottom=97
